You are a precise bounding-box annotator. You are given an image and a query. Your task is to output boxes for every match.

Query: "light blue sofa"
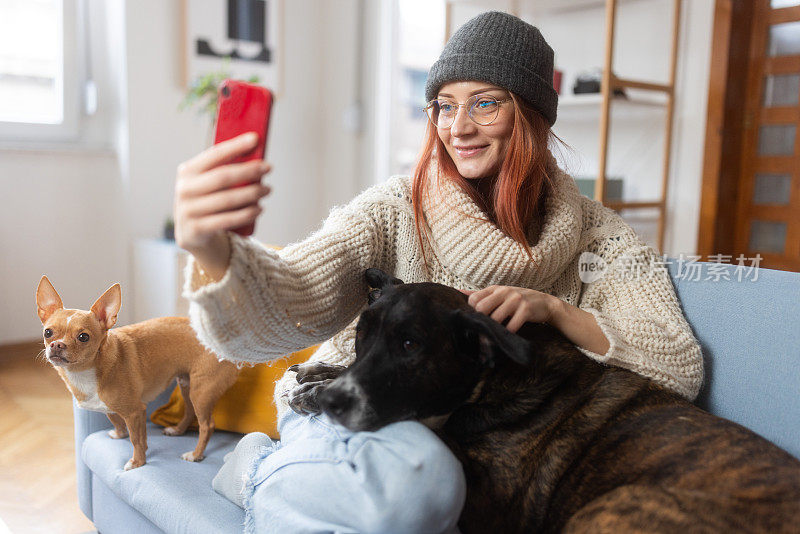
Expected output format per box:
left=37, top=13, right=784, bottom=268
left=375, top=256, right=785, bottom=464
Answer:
left=74, top=261, right=800, bottom=533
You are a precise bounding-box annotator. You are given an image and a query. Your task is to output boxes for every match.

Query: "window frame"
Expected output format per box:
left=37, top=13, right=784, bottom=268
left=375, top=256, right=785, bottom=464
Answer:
left=0, top=0, right=81, bottom=144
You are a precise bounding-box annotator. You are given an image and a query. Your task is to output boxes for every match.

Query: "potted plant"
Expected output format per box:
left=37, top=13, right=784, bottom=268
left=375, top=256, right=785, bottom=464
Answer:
left=179, top=58, right=260, bottom=139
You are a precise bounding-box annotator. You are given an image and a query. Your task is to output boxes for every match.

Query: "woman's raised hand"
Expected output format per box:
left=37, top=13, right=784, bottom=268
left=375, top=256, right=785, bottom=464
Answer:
left=462, top=285, right=560, bottom=333
left=173, top=132, right=272, bottom=279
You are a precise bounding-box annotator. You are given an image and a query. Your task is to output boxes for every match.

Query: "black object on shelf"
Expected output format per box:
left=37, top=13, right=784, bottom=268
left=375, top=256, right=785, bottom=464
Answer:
left=163, top=218, right=175, bottom=241
left=573, top=70, right=627, bottom=97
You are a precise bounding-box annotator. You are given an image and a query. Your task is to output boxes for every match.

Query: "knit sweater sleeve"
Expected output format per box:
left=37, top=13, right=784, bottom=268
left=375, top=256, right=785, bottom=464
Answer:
left=181, top=190, right=387, bottom=365
left=576, top=216, right=704, bottom=401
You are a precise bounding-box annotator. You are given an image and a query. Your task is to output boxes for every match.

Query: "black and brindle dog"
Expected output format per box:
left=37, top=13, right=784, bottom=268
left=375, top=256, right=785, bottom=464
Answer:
left=288, top=269, right=800, bottom=533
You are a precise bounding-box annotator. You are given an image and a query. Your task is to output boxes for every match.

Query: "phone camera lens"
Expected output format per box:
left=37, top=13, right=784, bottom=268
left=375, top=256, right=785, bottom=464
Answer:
left=221, top=85, right=231, bottom=98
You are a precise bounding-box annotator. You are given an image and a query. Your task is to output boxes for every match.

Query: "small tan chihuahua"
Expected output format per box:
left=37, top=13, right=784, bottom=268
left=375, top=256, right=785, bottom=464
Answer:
left=36, top=276, right=239, bottom=470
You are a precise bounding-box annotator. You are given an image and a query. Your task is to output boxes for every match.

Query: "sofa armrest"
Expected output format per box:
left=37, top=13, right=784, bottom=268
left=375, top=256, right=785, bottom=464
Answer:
left=74, top=385, right=176, bottom=523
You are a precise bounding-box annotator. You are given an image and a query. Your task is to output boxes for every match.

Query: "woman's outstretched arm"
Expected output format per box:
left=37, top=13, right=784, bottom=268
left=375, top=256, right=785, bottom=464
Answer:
left=174, top=133, right=387, bottom=365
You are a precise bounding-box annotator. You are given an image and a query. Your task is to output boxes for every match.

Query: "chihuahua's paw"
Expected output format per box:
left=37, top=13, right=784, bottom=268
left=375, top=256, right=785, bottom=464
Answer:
left=123, top=458, right=145, bottom=471
left=163, top=425, right=185, bottom=436
left=181, top=451, right=204, bottom=462
left=108, top=429, right=129, bottom=439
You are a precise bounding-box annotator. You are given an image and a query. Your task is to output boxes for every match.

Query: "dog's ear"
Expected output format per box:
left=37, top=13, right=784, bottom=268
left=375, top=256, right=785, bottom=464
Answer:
left=90, top=283, right=122, bottom=330
left=451, top=309, right=532, bottom=367
left=36, top=276, right=64, bottom=324
left=364, top=268, right=403, bottom=305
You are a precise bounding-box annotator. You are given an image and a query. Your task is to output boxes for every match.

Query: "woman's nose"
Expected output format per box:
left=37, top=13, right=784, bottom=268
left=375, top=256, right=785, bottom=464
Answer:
left=450, top=105, right=476, bottom=137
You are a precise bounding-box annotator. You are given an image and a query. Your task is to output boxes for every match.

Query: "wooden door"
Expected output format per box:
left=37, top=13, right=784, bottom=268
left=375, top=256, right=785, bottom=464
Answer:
left=735, top=0, right=800, bottom=271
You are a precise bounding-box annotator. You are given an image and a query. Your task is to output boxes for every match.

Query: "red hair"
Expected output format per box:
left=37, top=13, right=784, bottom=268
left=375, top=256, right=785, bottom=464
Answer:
left=411, top=93, right=555, bottom=270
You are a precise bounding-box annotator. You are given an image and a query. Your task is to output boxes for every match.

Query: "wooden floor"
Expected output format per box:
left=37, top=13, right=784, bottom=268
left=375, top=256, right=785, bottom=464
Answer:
left=0, top=341, right=95, bottom=533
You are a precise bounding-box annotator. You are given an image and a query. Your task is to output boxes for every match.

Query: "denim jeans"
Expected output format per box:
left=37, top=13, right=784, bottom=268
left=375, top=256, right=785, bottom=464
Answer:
left=242, top=409, right=466, bottom=534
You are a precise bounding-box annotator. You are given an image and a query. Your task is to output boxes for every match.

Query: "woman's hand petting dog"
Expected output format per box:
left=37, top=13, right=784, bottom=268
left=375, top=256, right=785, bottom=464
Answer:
left=286, top=362, right=347, bottom=415
left=461, top=285, right=560, bottom=333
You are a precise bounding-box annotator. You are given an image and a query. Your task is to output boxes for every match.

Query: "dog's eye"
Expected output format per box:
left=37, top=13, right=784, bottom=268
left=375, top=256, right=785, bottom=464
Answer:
left=44, top=329, right=53, bottom=338
left=77, top=333, right=90, bottom=343
left=402, top=339, right=420, bottom=352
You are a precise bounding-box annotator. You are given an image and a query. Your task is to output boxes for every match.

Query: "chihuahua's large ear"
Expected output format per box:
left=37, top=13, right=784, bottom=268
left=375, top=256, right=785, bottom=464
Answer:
left=451, top=309, right=532, bottom=367
left=36, top=276, right=64, bottom=324
left=90, top=283, right=122, bottom=329
left=364, top=268, right=403, bottom=305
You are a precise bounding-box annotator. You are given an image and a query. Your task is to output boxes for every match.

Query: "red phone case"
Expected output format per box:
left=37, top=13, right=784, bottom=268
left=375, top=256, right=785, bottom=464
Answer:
left=213, top=79, right=273, bottom=236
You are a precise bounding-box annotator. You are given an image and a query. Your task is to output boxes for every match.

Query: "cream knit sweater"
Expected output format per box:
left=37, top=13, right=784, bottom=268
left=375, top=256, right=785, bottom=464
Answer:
left=183, top=157, right=704, bottom=420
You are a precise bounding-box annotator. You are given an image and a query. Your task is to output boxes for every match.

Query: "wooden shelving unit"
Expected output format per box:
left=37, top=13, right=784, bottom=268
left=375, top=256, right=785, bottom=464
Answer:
left=559, top=93, right=668, bottom=108
left=558, top=93, right=669, bottom=122
left=444, top=0, right=683, bottom=252
left=596, top=0, right=682, bottom=252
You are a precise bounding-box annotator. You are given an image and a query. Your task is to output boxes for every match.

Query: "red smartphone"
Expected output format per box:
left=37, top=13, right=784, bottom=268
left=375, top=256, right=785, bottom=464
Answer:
left=213, top=79, right=273, bottom=236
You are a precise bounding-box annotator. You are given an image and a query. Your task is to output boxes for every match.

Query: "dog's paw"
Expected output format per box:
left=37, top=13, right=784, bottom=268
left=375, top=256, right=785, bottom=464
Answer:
left=108, top=429, right=128, bottom=439
left=163, top=425, right=185, bottom=436
left=123, top=458, right=144, bottom=471
left=289, top=362, right=347, bottom=384
left=181, top=451, right=204, bottom=462
left=288, top=380, right=330, bottom=415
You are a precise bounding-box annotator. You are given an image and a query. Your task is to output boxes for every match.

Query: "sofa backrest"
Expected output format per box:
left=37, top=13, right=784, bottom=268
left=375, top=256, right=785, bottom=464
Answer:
left=667, top=260, right=799, bottom=459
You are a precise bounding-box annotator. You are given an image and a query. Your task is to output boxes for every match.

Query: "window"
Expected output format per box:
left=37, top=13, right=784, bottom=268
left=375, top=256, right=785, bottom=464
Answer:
left=377, top=0, right=445, bottom=180
left=0, top=0, right=80, bottom=142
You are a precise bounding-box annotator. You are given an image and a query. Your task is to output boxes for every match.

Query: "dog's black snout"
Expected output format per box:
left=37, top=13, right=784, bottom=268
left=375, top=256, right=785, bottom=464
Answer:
left=319, top=387, right=357, bottom=418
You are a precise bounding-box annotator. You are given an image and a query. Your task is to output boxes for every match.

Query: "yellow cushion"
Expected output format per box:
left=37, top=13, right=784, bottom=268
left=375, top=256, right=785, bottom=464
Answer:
left=150, top=345, right=316, bottom=439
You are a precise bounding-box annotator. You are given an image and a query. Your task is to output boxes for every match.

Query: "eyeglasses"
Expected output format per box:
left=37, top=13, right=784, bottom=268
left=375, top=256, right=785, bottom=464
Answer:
left=424, top=94, right=512, bottom=129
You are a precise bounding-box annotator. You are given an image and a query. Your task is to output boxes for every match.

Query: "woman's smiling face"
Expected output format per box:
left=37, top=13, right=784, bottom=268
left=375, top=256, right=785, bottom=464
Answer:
left=436, top=81, right=514, bottom=180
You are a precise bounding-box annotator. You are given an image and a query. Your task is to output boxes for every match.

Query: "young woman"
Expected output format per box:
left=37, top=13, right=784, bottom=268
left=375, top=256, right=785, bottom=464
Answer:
left=173, top=11, right=703, bottom=533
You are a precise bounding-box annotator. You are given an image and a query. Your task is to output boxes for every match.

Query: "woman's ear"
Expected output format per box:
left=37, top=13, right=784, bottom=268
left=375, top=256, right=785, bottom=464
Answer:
left=364, top=268, right=404, bottom=305
left=450, top=309, right=532, bottom=367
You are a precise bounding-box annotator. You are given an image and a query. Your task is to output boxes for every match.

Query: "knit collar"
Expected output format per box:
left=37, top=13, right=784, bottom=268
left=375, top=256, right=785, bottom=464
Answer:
left=422, top=154, right=584, bottom=290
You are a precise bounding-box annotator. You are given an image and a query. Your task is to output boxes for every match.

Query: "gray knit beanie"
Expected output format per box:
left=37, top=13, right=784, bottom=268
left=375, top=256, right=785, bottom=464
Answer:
left=425, top=11, right=558, bottom=126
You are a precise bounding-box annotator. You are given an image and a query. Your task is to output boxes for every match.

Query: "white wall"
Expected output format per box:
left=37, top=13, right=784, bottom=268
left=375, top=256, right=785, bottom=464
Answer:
left=121, top=0, right=376, bottom=248
left=1, top=0, right=714, bottom=346
left=0, top=149, right=127, bottom=341
left=308, top=0, right=381, bottom=207
left=2, top=0, right=370, bottom=345
left=0, top=0, right=129, bottom=345
left=122, top=0, right=345, bottom=247
left=667, top=0, right=715, bottom=257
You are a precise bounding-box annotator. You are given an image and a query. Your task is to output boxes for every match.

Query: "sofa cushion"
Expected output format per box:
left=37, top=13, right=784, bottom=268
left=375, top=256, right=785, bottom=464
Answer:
left=82, top=422, right=244, bottom=533
left=151, top=346, right=315, bottom=439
